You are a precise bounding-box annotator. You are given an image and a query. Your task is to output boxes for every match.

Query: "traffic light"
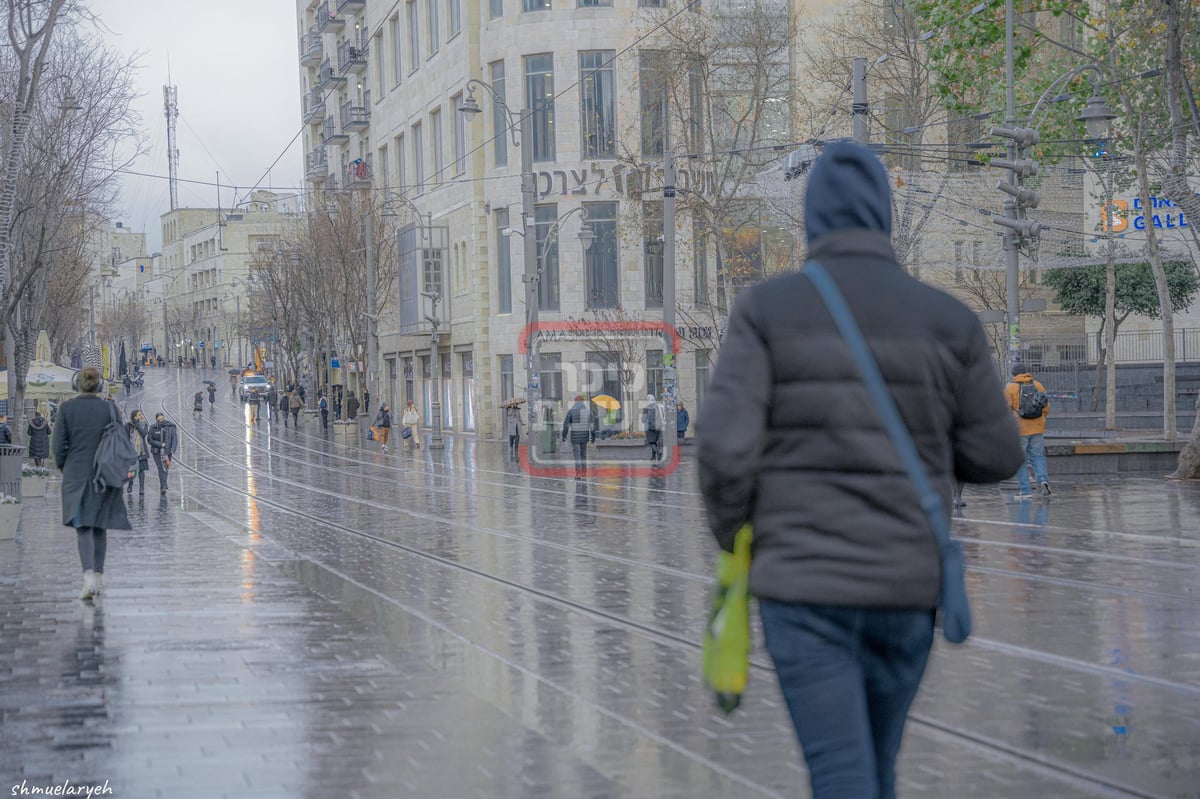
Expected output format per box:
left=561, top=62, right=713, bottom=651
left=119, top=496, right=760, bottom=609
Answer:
left=989, top=125, right=1041, bottom=246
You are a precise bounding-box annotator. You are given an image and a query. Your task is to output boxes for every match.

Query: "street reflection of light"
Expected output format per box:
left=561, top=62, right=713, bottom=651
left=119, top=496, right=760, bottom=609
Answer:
left=240, top=547, right=256, bottom=603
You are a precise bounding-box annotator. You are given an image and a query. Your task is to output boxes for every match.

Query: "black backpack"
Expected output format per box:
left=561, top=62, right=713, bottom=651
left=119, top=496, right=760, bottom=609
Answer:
left=93, top=402, right=139, bottom=492
left=1017, top=381, right=1048, bottom=419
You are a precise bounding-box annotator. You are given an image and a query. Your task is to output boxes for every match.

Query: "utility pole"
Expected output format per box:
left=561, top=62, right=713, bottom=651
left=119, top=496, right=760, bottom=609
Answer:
left=852, top=57, right=869, bottom=143
left=236, top=294, right=242, bottom=368
left=425, top=290, right=444, bottom=449
left=662, top=101, right=678, bottom=460
left=518, top=111, right=539, bottom=453
left=365, top=201, right=377, bottom=404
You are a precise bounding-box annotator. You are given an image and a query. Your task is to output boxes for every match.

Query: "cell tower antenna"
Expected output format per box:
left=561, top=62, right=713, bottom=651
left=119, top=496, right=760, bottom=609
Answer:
left=163, top=83, right=180, bottom=210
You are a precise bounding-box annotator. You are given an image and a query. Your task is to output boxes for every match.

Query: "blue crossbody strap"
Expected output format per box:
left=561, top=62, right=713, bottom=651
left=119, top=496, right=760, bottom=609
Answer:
left=803, top=262, right=951, bottom=547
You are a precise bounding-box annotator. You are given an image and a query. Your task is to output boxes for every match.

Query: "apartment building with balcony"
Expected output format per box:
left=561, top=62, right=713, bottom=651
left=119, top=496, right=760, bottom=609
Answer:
left=297, top=0, right=795, bottom=438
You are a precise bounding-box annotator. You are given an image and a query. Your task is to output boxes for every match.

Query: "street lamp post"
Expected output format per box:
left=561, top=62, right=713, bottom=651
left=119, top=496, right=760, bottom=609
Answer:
left=500, top=207, right=594, bottom=454
left=458, top=81, right=539, bottom=441
left=994, top=0, right=1118, bottom=367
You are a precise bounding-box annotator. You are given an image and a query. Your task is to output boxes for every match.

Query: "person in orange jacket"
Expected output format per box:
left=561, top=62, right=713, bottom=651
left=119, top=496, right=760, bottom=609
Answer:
left=1004, top=362, right=1051, bottom=499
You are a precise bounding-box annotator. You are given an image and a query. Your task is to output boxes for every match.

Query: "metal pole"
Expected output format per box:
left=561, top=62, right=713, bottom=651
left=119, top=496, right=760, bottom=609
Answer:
left=236, top=294, right=242, bottom=368
left=365, top=202, right=377, bottom=403
left=1104, top=156, right=1117, bottom=429
left=520, top=110, right=539, bottom=452
left=429, top=295, right=444, bottom=449
left=1004, top=0, right=1021, bottom=367
left=852, top=57, right=869, bottom=144
left=662, top=108, right=678, bottom=460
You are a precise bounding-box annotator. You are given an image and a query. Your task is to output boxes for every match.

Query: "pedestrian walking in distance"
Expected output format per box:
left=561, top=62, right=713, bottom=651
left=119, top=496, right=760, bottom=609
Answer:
left=280, top=390, right=292, bottom=427
left=697, top=142, right=1023, bottom=799
left=123, top=374, right=132, bottom=395
left=346, top=391, right=359, bottom=421
left=642, top=394, right=663, bottom=462
left=147, top=413, right=177, bottom=496
left=375, top=404, right=392, bottom=452
left=506, top=406, right=522, bottom=460
left=333, top=386, right=343, bottom=421
left=0, top=415, right=12, bottom=445
left=362, top=388, right=371, bottom=416
left=52, top=367, right=132, bottom=601
left=207, top=383, right=216, bottom=409
left=229, top=374, right=237, bottom=396
left=267, top=384, right=279, bottom=422
left=247, top=388, right=263, bottom=424
left=561, top=395, right=598, bottom=478
left=401, top=400, right=420, bottom=449
left=675, top=401, right=689, bottom=442
left=26, top=410, right=50, bottom=467
left=126, top=409, right=150, bottom=496
left=192, top=390, right=204, bottom=416
left=1005, top=362, right=1052, bottom=499
left=318, top=392, right=329, bottom=430
left=289, top=390, right=302, bottom=426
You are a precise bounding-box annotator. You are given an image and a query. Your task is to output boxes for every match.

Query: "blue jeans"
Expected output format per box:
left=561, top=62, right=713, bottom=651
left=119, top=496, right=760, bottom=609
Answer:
left=759, top=601, right=934, bottom=799
left=1015, top=433, right=1048, bottom=492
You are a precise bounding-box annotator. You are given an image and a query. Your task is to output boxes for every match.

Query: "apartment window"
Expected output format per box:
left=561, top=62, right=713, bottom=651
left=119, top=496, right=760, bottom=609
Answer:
left=424, top=244, right=444, bottom=297
left=579, top=50, right=616, bottom=158
left=489, top=0, right=503, bottom=18
left=535, top=203, right=559, bottom=310
left=579, top=0, right=611, bottom=6
left=640, top=50, right=668, bottom=157
left=688, top=59, right=704, bottom=152
left=644, top=201, right=664, bottom=308
left=449, top=0, right=461, bottom=37
left=953, top=240, right=965, bottom=283
left=499, top=355, right=514, bottom=402
left=379, top=145, right=390, bottom=191
left=395, top=133, right=406, bottom=193
left=696, top=349, right=711, bottom=413
left=525, top=54, right=556, bottom=162
left=584, top=202, right=618, bottom=309
left=374, top=35, right=385, bottom=97
left=646, top=349, right=664, bottom=399
left=452, top=93, right=466, bottom=175
left=524, top=0, right=550, bottom=10
left=489, top=61, right=508, bottom=167
left=412, top=122, right=424, bottom=192
left=693, top=219, right=708, bottom=306
left=496, top=208, right=512, bottom=314
left=407, top=0, right=420, bottom=71
left=539, top=353, right=563, bottom=401
left=427, top=0, right=440, bottom=55
left=431, top=108, right=444, bottom=182
left=390, top=15, right=403, bottom=85
left=640, top=0, right=665, bottom=6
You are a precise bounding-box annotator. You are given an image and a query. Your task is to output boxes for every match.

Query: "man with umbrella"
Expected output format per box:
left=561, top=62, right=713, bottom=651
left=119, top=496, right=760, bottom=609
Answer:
left=205, top=380, right=217, bottom=409
left=501, top=398, right=524, bottom=460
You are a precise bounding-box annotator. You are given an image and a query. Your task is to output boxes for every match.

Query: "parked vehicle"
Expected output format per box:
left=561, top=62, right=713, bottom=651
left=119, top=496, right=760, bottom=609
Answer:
left=238, top=374, right=271, bottom=402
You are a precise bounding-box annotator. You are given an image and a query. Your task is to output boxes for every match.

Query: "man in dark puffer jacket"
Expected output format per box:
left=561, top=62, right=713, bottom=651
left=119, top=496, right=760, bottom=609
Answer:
left=698, top=142, right=1022, bottom=799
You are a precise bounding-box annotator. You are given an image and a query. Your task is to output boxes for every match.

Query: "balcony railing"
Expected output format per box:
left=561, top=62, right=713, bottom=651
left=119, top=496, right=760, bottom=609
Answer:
left=305, top=148, right=329, bottom=181
left=299, top=30, right=323, bottom=67
left=337, top=0, right=366, bottom=13
left=301, top=89, right=326, bottom=124
left=345, top=153, right=373, bottom=186
left=316, top=1, right=344, bottom=32
left=318, top=59, right=346, bottom=90
left=340, top=100, right=370, bottom=132
left=337, top=40, right=368, bottom=75
left=321, top=117, right=348, bottom=145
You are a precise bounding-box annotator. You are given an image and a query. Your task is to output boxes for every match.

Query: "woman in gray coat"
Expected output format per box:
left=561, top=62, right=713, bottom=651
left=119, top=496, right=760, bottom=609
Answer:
left=26, top=411, right=51, bottom=466
left=53, top=368, right=131, bottom=601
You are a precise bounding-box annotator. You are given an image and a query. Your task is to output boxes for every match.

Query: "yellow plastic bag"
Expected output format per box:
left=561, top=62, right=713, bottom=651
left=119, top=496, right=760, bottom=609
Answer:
left=702, top=524, right=752, bottom=714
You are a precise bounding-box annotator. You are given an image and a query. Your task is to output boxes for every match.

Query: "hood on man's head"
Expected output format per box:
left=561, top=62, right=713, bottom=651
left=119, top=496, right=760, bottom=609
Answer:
left=804, top=142, right=893, bottom=245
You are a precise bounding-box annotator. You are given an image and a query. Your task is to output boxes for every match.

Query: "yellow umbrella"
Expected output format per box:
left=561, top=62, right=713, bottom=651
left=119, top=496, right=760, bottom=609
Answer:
left=35, top=330, right=52, bottom=362
left=592, top=394, right=621, bottom=411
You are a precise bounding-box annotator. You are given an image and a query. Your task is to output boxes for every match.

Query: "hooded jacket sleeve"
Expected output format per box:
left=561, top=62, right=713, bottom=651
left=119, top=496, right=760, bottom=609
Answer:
left=697, top=291, right=771, bottom=552
left=953, top=322, right=1024, bottom=483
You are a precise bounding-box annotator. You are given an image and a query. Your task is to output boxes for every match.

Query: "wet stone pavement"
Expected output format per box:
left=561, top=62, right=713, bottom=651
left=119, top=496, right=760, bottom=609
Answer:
left=2, top=369, right=1199, bottom=798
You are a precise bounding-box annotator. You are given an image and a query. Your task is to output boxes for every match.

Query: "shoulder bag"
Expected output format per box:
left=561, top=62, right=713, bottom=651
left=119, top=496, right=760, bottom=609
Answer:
left=804, top=261, right=972, bottom=643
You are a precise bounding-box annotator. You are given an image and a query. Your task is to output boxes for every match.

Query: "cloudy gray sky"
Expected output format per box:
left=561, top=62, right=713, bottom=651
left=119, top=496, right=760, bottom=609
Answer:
left=87, top=0, right=303, bottom=254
